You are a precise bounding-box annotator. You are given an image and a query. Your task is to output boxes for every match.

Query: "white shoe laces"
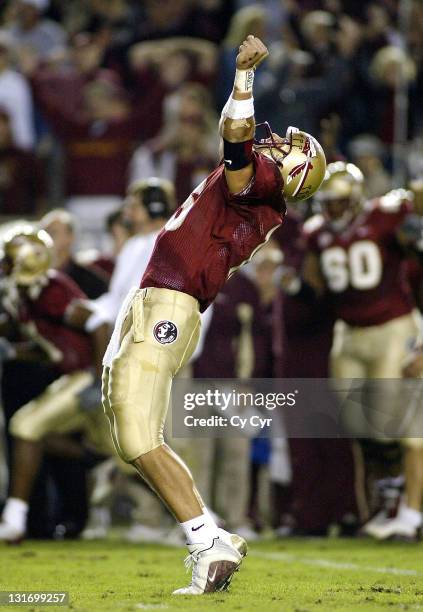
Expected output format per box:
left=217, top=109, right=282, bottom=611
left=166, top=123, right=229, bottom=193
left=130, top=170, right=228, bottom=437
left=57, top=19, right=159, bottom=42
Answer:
left=183, top=550, right=201, bottom=587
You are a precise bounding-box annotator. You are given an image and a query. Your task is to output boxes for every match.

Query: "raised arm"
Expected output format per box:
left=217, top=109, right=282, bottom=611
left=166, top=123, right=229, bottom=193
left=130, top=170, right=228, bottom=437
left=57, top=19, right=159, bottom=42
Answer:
left=220, top=35, right=268, bottom=194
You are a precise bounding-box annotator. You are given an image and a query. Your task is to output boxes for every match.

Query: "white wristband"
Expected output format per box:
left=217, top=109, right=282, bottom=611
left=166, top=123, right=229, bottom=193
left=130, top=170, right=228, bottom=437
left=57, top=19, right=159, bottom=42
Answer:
left=225, top=96, right=254, bottom=120
left=234, top=68, right=255, bottom=93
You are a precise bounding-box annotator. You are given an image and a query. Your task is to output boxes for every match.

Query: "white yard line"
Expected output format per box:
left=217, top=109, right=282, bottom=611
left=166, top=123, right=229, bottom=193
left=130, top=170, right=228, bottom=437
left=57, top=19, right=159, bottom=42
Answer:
left=251, top=550, right=423, bottom=577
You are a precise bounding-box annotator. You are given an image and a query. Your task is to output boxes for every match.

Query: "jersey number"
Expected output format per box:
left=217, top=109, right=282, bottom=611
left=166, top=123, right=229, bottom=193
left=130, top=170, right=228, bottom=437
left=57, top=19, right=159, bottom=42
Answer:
left=164, top=179, right=207, bottom=231
left=321, top=241, right=382, bottom=292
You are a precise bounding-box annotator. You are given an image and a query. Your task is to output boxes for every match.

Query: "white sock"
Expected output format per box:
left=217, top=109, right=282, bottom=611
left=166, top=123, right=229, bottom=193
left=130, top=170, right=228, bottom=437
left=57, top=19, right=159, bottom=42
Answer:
left=2, top=497, right=29, bottom=532
left=180, top=511, right=219, bottom=546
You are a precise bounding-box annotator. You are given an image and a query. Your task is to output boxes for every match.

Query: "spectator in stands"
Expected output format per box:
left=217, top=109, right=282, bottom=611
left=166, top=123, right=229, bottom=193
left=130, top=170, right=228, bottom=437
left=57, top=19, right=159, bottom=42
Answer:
left=318, top=114, right=344, bottom=164
left=19, top=31, right=115, bottom=117
left=0, top=30, right=35, bottom=150
left=255, top=31, right=351, bottom=137
left=130, top=83, right=218, bottom=204
left=6, top=0, right=66, bottom=59
left=369, top=45, right=417, bottom=145
left=29, top=75, right=141, bottom=198
left=0, top=109, right=45, bottom=216
left=349, top=134, right=391, bottom=199
left=63, top=0, right=139, bottom=45
left=15, top=31, right=158, bottom=200
left=106, top=208, right=129, bottom=256
left=129, top=37, right=217, bottom=140
left=136, top=0, right=232, bottom=43
left=40, top=209, right=108, bottom=299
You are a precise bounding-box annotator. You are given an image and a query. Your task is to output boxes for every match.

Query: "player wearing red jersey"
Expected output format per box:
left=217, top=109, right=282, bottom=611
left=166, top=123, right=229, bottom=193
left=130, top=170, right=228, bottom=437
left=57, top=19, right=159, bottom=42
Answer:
left=0, top=226, right=111, bottom=542
left=102, top=35, right=326, bottom=594
left=303, top=163, right=420, bottom=379
left=301, top=162, right=423, bottom=536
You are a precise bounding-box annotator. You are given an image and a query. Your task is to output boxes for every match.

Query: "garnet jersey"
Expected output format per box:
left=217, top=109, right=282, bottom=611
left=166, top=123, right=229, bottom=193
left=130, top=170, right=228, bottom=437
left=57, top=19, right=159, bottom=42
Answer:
left=15, top=270, right=92, bottom=373
left=141, top=152, right=286, bottom=311
left=306, top=194, right=415, bottom=327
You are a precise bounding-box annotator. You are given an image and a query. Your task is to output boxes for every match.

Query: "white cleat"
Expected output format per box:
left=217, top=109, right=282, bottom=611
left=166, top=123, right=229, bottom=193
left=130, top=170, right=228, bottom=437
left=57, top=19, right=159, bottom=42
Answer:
left=364, top=506, right=422, bottom=542
left=361, top=510, right=388, bottom=538
left=366, top=516, right=420, bottom=541
left=0, top=521, right=25, bottom=543
left=172, top=537, right=242, bottom=595
left=217, top=528, right=248, bottom=558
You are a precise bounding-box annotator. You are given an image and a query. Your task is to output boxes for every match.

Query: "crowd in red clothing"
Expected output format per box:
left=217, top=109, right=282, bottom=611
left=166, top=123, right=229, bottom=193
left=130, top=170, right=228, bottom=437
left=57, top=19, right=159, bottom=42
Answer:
left=0, top=0, right=422, bottom=219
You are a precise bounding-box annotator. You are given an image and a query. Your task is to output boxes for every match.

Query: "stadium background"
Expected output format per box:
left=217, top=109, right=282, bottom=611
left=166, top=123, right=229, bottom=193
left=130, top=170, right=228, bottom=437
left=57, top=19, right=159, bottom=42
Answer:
left=0, top=0, right=422, bottom=552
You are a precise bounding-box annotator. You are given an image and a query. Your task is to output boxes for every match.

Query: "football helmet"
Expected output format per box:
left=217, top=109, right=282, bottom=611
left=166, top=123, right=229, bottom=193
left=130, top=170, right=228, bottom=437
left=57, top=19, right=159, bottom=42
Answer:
left=2, top=225, right=53, bottom=286
left=315, top=161, right=364, bottom=231
left=254, top=122, right=326, bottom=202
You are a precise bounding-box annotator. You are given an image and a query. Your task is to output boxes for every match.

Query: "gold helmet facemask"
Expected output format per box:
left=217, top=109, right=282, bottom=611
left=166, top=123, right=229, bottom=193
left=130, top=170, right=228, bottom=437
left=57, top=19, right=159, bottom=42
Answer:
left=254, top=122, right=326, bottom=202
left=315, top=161, right=364, bottom=232
left=2, top=225, right=53, bottom=287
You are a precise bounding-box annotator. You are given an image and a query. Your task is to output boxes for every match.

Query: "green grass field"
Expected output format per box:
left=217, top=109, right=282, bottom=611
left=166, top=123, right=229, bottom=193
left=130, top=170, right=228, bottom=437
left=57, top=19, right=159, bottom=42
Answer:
left=1, top=538, right=423, bottom=612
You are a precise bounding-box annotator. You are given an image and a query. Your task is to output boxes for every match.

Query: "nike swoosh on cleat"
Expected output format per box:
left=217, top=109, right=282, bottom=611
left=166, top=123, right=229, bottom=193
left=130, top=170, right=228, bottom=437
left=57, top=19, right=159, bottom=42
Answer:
left=191, top=524, right=205, bottom=532
left=207, top=567, right=218, bottom=583
left=224, top=159, right=232, bottom=165
left=204, top=561, right=239, bottom=593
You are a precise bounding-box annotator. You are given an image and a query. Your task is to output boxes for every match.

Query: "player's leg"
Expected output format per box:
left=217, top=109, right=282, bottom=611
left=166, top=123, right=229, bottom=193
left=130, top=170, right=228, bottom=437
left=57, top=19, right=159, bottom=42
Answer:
left=104, top=288, right=243, bottom=593
left=405, top=443, right=423, bottom=512
left=0, top=371, right=93, bottom=540
left=365, top=314, right=419, bottom=438
left=367, top=313, right=419, bottom=379
left=330, top=323, right=368, bottom=436
left=105, top=291, right=206, bottom=517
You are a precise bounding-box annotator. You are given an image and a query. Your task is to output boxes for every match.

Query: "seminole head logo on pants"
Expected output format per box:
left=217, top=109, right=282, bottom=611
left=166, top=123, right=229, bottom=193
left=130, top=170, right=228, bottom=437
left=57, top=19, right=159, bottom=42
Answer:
left=153, top=320, right=178, bottom=344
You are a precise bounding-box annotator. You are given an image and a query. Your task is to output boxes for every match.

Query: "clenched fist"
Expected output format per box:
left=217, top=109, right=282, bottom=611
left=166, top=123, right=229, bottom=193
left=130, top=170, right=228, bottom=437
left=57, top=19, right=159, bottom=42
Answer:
left=236, top=35, right=268, bottom=70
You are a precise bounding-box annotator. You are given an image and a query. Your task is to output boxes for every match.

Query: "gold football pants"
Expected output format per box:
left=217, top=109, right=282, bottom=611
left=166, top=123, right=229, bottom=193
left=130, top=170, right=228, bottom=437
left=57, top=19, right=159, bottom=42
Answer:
left=331, top=312, right=423, bottom=446
left=9, top=370, right=114, bottom=455
left=102, top=287, right=201, bottom=463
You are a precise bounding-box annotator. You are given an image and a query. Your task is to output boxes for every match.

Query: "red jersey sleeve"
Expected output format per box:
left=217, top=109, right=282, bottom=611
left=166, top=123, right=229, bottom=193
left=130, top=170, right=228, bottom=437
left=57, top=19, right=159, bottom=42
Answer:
left=370, top=192, right=412, bottom=236
left=223, top=152, right=284, bottom=211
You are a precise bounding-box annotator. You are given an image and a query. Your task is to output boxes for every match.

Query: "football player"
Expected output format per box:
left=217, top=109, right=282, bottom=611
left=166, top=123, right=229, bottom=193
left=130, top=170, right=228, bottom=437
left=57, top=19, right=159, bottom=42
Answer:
left=302, top=162, right=421, bottom=379
left=300, top=162, right=423, bottom=533
left=102, top=35, right=326, bottom=595
left=0, top=226, right=112, bottom=542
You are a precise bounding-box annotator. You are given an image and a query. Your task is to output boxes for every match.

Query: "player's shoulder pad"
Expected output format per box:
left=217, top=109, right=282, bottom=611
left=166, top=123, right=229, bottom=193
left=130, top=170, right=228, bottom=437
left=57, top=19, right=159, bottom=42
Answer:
left=377, top=188, right=412, bottom=213
left=302, top=213, right=325, bottom=235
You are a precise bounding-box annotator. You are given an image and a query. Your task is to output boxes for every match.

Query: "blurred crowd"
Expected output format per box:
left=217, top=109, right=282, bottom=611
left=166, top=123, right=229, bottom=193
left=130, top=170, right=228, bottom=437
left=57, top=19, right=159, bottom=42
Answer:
left=0, top=0, right=423, bottom=544
left=0, top=0, right=422, bottom=226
